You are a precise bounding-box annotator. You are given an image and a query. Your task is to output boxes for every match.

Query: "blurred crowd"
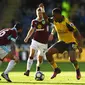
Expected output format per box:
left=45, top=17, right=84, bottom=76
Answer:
left=0, top=0, right=85, bottom=61
left=17, top=0, right=85, bottom=41
left=0, top=0, right=85, bottom=43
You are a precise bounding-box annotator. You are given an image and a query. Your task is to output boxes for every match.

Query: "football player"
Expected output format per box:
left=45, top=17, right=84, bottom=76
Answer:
left=24, top=5, right=50, bottom=76
left=46, top=8, right=83, bottom=80
left=0, top=22, right=22, bottom=82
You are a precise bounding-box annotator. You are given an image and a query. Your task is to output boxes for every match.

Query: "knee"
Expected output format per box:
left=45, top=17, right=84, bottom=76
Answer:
left=13, top=56, right=19, bottom=63
left=70, top=58, right=77, bottom=63
left=29, top=56, right=34, bottom=59
left=29, top=52, right=34, bottom=59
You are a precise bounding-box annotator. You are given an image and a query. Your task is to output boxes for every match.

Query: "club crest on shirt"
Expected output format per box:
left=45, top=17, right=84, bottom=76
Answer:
left=37, top=24, right=42, bottom=29
left=70, top=23, right=74, bottom=27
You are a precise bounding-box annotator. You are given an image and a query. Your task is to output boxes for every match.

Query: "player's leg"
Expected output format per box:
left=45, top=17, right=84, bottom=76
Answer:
left=36, top=55, right=43, bottom=71
left=36, top=43, right=47, bottom=71
left=24, top=39, right=41, bottom=76
left=46, top=47, right=61, bottom=79
left=1, top=52, right=17, bottom=82
left=68, top=43, right=81, bottom=80
left=46, top=41, right=67, bottom=79
left=69, top=50, right=81, bottom=80
left=4, top=53, right=17, bottom=75
left=0, top=46, right=15, bottom=82
left=24, top=47, right=35, bottom=76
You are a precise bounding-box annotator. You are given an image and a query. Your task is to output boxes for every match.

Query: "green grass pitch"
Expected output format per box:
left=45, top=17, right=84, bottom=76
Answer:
left=0, top=61, right=85, bottom=85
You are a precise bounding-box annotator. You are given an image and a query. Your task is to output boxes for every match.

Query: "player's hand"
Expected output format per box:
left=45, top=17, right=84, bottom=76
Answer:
left=24, top=38, right=29, bottom=43
left=39, top=3, right=45, bottom=12
left=48, top=34, right=54, bottom=41
left=39, top=3, right=44, bottom=8
left=78, top=47, right=82, bottom=53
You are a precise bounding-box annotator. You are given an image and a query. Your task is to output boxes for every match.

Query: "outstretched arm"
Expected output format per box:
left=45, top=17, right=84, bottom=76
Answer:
left=39, top=3, right=49, bottom=23
left=24, top=28, right=35, bottom=43
left=74, top=29, right=83, bottom=53
left=48, top=24, right=56, bottom=41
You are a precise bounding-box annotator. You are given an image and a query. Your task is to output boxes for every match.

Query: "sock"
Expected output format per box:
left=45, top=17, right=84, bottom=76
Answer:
left=76, top=68, right=81, bottom=75
left=4, top=60, right=16, bottom=74
left=52, top=62, right=58, bottom=69
left=27, top=58, right=33, bottom=71
left=36, top=58, right=42, bottom=71
left=36, top=65, right=40, bottom=71
left=0, top=60, right=2, bottom=67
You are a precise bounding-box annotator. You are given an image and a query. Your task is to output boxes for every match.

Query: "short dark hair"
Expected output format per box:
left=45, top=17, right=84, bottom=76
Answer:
left=15, top=22, right=22, bottom=30
left=52, top=8, right=61, bottom=14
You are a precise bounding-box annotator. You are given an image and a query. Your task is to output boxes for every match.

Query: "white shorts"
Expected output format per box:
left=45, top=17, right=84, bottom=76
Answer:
left=30, top=39, right=48, bottom=56
left=0, top=45, right=11, bottom=59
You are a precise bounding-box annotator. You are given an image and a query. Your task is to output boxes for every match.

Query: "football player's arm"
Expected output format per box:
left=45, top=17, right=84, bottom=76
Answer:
left=67, top=20, right=83, bottom=47
left=7, top=35, right=16, bottom=42
left=51, top=25, right=56, bottom=35
left=66, top=18, right=77, bottom=32
left=74, top=28, right=83, bottom=48
left=24, top=27, right=35, bottom=43
left=48, top=24, right=56, bottom=41
left=39, top=3, right=49, bottom=23
left=66, top=19, right=83, bottom=51
left=42, top=11, right=49, bottom=23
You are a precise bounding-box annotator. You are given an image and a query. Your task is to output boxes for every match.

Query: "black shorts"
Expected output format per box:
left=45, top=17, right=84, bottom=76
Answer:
left=52, top=41, right=77, bottom=53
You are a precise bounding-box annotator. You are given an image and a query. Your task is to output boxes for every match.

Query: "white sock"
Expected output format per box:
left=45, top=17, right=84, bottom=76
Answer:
left=27, top=58, right=33, bottom=71
left=0, top=61, right=2, bottom=67
left=4, top=60, right=16, bottom=74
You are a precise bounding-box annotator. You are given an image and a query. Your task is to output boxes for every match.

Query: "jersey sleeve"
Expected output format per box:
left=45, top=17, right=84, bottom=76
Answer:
left=51, top=23, right=56, bottom=35
left=11, top=30, right=17, bottom=39
left=7, top=30, right=17, bottom=42
left=31, top=20, right=36, bottom=29
left=65, top=18, right=77, bottom=32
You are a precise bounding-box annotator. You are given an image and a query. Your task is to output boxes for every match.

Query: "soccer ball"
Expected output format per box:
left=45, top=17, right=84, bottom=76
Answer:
left=35, top=71, right=45, bottom=81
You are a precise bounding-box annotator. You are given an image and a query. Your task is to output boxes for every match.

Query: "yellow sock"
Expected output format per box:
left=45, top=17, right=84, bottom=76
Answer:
left=76, top=65, right=79, bottom=70
left=52, top=62, right=58, bottom=69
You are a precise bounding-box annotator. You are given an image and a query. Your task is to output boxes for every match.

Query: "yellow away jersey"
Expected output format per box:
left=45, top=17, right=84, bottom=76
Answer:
left=53, top=17, right=77, bottom=43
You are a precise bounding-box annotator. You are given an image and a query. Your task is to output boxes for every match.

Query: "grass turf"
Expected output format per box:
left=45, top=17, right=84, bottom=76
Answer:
left=0, top=61, right=85, bottom=85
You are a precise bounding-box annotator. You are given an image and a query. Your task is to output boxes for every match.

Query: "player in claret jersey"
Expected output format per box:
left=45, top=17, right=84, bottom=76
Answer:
left=24, top=4, right=50, bottom=76
left=0, top=23, right=22, bottom=82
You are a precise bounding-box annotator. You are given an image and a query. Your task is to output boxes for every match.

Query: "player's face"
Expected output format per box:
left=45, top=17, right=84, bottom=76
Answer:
left=18, top=29, right=22, bottom=33
left=53, top=13, right=61, bottom=22
left=36, top=10, right=43, bottom=19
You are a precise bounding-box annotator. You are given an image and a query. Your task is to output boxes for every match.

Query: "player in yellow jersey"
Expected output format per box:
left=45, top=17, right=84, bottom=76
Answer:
left=46, top=8, right=83, bottom=80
